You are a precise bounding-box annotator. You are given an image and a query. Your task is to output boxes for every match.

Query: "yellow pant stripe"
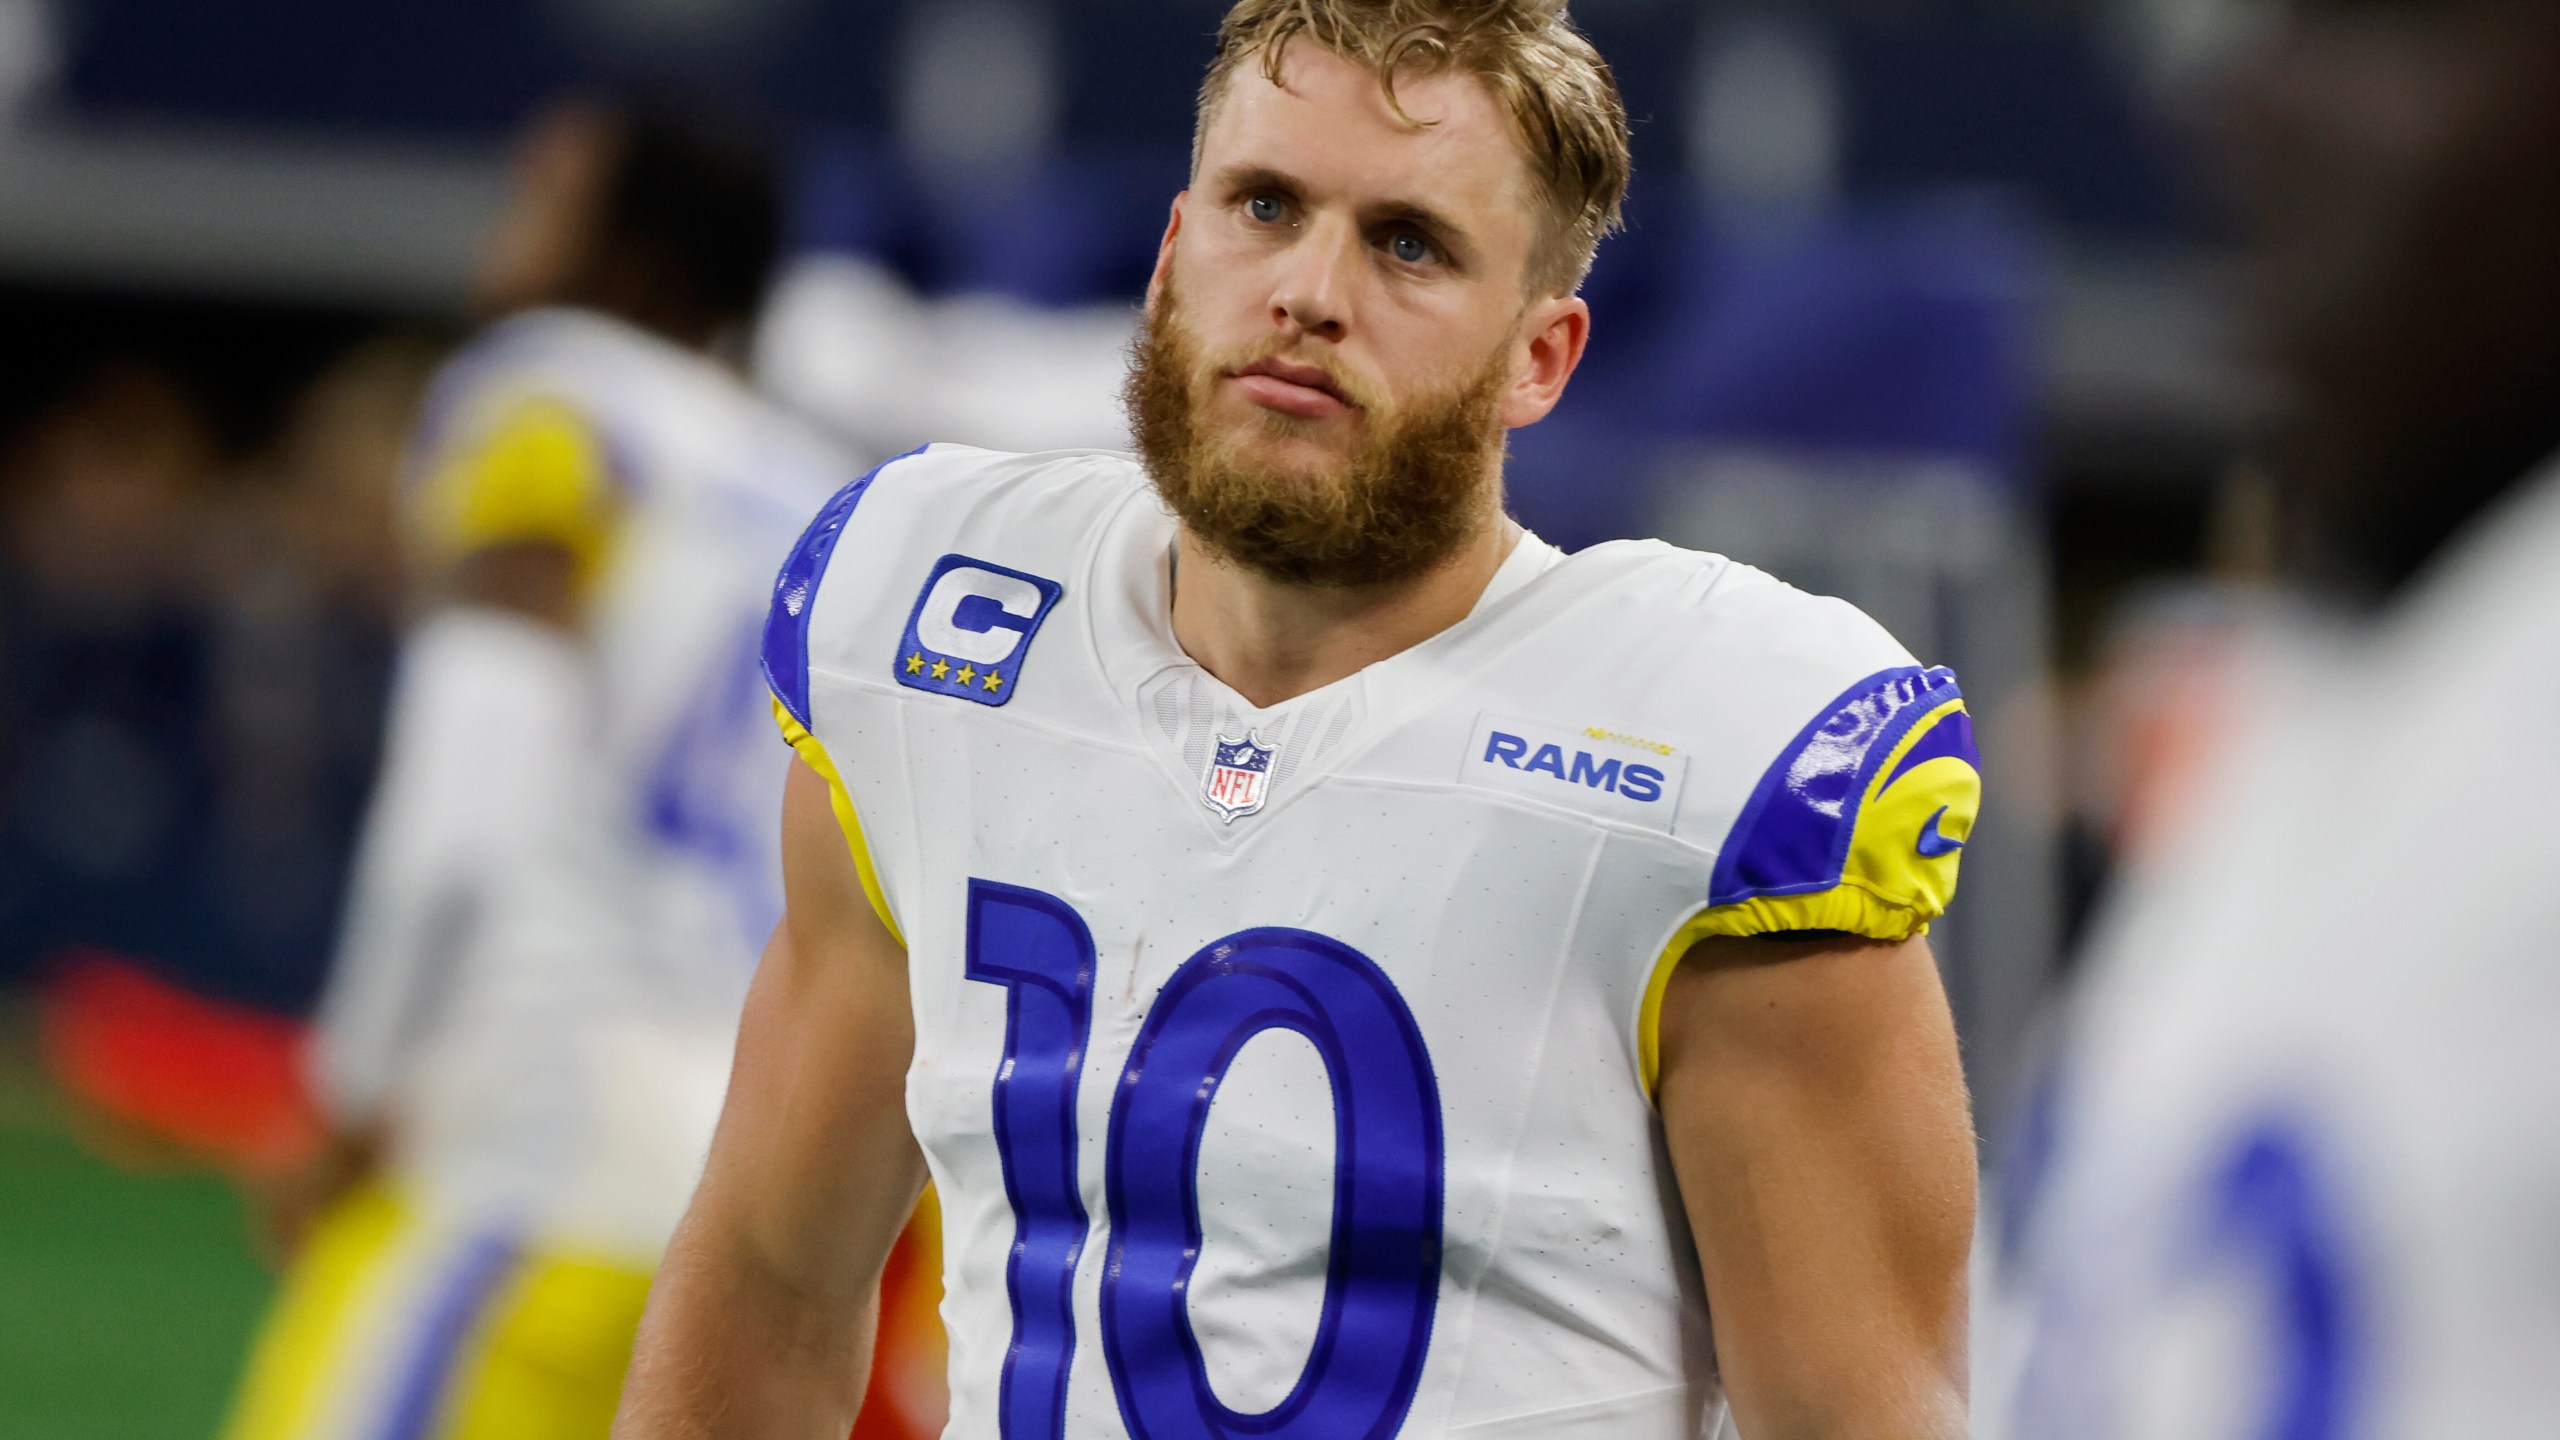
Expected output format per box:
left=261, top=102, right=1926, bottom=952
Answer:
left=222, top=1186, right=413, bottom=1440
left=223, top=1187, right=657, bottom=1440
left=440, top=1254, right=655, bottom=1440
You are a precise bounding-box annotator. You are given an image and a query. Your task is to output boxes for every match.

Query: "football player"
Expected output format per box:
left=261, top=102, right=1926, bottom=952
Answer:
left=619, top=4, right=1982, bottom=1438
left=1982, top=1, right=2560, bottom=1436
left=221, top=97, right=858, bottom=1440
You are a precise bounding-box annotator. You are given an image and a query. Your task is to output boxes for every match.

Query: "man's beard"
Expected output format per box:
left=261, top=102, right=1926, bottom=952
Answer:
left=1125, top=283, right=1509, bottom=588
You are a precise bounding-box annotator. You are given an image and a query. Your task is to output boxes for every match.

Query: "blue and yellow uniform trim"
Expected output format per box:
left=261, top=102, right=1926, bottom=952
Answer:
left=222, top=1187, right=654, bottom=1440
left=1638, top=666, right=1981, bottom=1095
left=772, top=698, right=905, bottom=945
left=760, top=448, right=925, bottom=947
left=225, top=1182, right=948, bottom=1439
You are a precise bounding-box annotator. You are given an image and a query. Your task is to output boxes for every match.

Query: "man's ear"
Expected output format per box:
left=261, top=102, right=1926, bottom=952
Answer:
left=1145, top=193, right=1189, bottom=313
left=1499, top=293, right=1592, bottom=430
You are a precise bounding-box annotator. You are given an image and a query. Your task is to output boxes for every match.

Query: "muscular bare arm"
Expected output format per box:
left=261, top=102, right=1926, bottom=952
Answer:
left=613, top=760, right=927, bottom=1437
left=1656, top=933, right=1975, bottom=1440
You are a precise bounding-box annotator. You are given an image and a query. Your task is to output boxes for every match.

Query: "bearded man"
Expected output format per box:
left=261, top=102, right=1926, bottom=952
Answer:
left=616, top=4, right=1979, bottom=1437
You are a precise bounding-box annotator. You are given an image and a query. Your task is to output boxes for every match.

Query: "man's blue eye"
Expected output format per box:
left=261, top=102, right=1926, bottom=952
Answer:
left=1391, top=233, right=1431, bottom=264
left=1248, top=195, right=1285, bottom=224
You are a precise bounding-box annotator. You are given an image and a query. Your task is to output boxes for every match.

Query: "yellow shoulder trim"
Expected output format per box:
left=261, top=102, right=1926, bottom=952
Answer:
left=414, top=396, right=624, bottom=586
left=1633, top=887, right=1932, bottom=1101
left=1838, top=697, right=1978, bottom=922
left=1634, top=934, right=1687, bottom=1105
left=1873, top=697, right=1967, bottom=785
left=772, top=698, right=904, bottom=946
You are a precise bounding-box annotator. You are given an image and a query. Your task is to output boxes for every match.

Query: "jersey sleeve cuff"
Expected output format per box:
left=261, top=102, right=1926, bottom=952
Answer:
left=1633, top=887, right=1932, bottom=1101
left=1684, top=885, right=1933, bottom=943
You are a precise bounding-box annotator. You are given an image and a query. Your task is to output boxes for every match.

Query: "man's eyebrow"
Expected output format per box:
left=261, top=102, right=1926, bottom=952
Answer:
left=1211, top=164, right=1304, bottom=198
left=1366, top=198, right=1473, bottom=249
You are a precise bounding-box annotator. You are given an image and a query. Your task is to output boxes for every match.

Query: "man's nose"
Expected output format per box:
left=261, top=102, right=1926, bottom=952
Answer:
left=1269, top=216, right=1359, bottom=341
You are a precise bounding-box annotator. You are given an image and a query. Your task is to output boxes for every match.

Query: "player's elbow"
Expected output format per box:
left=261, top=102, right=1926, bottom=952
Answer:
left=671, top=1179, right=878, bottom=1350
left=1748, top=1369, right=1967, bottom=1440
left=619, top=1200, right=877, bottom=1434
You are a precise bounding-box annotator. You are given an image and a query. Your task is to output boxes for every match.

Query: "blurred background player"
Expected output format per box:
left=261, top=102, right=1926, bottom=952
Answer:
left=1982, top=0, right=2560, bottom=1435
left=218, top=94, right=871, bottom=1440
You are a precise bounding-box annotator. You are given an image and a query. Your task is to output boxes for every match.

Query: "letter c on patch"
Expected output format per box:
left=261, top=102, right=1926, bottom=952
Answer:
left=917, top=566, right=1043, bottom=665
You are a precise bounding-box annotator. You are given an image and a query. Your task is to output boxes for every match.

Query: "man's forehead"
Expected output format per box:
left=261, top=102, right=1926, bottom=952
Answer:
left=1199, top=44, right=1535, bottom=220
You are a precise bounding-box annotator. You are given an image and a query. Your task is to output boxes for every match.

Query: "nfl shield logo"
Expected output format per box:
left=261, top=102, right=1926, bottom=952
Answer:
left=1202, top=731, right=1277, bottom=823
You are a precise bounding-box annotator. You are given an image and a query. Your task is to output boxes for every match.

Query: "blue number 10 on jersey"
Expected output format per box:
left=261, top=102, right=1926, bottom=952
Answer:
left=963, top=880, right=1446, bottom=1440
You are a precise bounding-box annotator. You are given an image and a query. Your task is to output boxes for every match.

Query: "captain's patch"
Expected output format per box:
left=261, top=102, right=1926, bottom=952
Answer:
left=894, top=554, right=1063, bottom=707
left=1459, top=713, right=1689, bottom=832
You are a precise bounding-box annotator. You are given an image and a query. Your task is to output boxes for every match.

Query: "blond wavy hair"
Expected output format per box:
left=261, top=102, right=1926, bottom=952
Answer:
left=1195, top=0, right=1632, bottom=297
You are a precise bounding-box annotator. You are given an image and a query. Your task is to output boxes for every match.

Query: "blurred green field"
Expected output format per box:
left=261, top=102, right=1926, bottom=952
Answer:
left=0, top=1007, right=272, bottom=1439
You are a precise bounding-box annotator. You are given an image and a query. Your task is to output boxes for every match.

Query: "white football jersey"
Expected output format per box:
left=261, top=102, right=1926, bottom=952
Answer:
left=766, top=445, right=1982, bottom=1438
left=317, top=309, right=854, bottom=1250
left=1982, top=467, right=2560, bottom=1439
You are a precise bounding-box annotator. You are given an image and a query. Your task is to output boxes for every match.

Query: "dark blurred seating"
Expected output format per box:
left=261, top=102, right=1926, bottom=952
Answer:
left=0, top=303, right=425, bottom=1020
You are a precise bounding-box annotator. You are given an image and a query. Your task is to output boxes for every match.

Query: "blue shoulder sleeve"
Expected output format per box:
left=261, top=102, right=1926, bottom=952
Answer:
left=1635, top=663, right=1983, bottom=1097
left=760, top=445, right=928, bottom=945
left=761, top=445, right=926, bottom=732
left=1702, top=664, right=1981, bottom=939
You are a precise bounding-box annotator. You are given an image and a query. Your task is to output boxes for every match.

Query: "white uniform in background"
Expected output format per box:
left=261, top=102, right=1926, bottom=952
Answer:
left=767, top=444, right=1983, bottom=1438
left=754, top=252, right=1136, bottom=458
left=1983, top=465, right=2560, bottom=1439
left=225, top=309, right=852, bottom=1440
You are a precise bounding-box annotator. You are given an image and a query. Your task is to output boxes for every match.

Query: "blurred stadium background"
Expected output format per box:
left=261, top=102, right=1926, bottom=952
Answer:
left=0, top=0, right=2251, bottom=1431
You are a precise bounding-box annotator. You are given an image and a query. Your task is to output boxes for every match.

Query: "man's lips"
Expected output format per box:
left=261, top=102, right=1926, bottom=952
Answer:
left=1230, top=358, right=1354, bottom=419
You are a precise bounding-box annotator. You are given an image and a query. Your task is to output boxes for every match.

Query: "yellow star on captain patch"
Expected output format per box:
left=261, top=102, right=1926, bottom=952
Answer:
left=905, top=653, right=925, bottom=674
left=983, top=669, right=1005, bottom=691
left=956, top=664, right=977, bottom=685
left=929, top=658, right=950, bottom=680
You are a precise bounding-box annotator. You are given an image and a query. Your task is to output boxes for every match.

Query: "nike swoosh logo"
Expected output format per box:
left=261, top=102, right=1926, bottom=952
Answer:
left=1916, top=806, right=1966, bottom=858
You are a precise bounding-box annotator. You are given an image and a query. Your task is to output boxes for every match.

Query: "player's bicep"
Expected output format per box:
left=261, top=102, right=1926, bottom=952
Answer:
left=1655, top=932, right=1973, bottom=1437
left=691, top=760, right=922, bottom=1300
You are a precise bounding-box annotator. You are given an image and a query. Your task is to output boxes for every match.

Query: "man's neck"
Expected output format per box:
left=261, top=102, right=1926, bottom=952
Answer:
left=1171, top=515, right=1524, bottom=709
